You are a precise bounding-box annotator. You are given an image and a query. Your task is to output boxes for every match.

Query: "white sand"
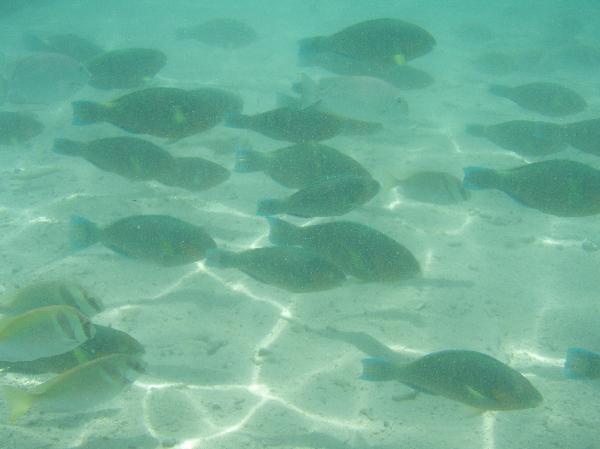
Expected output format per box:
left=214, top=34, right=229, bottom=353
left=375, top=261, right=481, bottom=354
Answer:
left=1, top=1, right=599, bottom=448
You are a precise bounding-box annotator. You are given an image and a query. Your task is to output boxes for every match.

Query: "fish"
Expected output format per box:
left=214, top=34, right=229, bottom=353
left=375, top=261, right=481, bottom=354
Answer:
left=257, top=175, right=380, bottom=218
left=233, top=143, right=373, bottom=189
left=564, top=348, right=600, bottom=380
left=52, top=136, right=176, bottom=181
left=155, top=156, right=230, bottom=192
left=205, top=246, right=346, bottom=293
left=69, top=214, right=216, bottom=266
left=489, top=82, right=587, bottom=117
left=0, top=111, right=43, bottom=145
left=563, top=118, right=600, bottom=156
left=5, top=53, right=90, bottom=104
left=361, top=350, right=543, bottom=411
left=86, top=48, right=167, bottom=89
left=0, top=280, right=103, bottom=317
left=3, top=353, right=145, bottom=423
left=463, top=159, right=600, bottom=217
left=0, top=324, right=144, bottom=375
left=299, top=18, right=436, bottom=66
left=176, top=18, right=258, bottom=48
left=0, top=305, right=95, bottom=362
left=466, top=121, right=568, bottom=157
left=267, top=218, right=421, bottom=282
left=22, top=32, right=104, bottom=62
left=72, top=87, right=243, bottom=140
left=291, top=74, right=409, bottom=123
left=395, top=171, right=470, bottom=205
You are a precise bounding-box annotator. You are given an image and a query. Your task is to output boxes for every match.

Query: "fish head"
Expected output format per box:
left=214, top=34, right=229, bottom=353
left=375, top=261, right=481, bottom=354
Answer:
left=61, top=282, right=104, bottom=316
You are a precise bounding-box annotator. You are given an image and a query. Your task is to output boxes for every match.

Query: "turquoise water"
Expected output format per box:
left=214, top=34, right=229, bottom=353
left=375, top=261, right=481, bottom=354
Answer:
left=1, top=0, right=599, bottom=448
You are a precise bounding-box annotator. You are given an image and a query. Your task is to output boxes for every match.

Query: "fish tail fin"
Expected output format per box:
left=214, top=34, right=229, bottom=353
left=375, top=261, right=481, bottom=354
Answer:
left=489, top=84, right=511, bottom=98
left=360, top=357, right=401, bottom=382
left=297, top=73, right=321, bottom=109
left=52, top=138, right=86, bottom=156
left=266, top=216, right=302, bottom=246
left=224, top=112, right=250, bottom=129
left=462, top=166, right=499, bottom=190
left=256, top=198, right=285, bottom=216
left=204, top=248, right=237, bottom=269
left=465, top=124, right=487, bottom=137
left=71, top=100, right=106, bottom=126
left=234, top=146, right=266, bottom=173
left=297, top=36, right=327, bottom=66
left=69, top=215, right=101, bottom=250
left=3, top=385, right=34, bottom=424
left=564, top=347, right=600, bottom=380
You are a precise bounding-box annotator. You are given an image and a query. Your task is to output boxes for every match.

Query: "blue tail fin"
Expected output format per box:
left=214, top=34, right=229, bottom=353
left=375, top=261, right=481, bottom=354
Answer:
left=360, top=357, right=399, bottom=382
left=234, top=146, right=266, bottom=173
left=462, top=166, right=498, bottom=190
left=266, top=217, right=302, bottom=246
left=257, top=198, right=284, bottom=216
left=52, top=138, right=85, bottom=156
left=564, top=347, right=600, bottom=380
left=204, top=248, right=237, bottom=269
left=71, top=101, right=105, bottom=126
left=69, top=215, right=101, bottom=250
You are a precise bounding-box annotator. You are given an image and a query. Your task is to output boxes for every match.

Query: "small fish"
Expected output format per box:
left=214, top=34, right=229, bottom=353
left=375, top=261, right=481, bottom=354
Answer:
left=564, top=348, right=600, bottom=380
left=395, top=171, right=470, bottom=205
left=205, top=246, right=346, bottom=293
left=299, top=18, right=436, bottom=66
left=0, top=280, right=103, bottom=317
left=257, top=175, right=380, bottom=218
left=466, top=121, right=568, bottom=157
left=489, top=82, right=586, bottom=117
left=69, top=214, right=216, bottom=266
left=52, top=136, right=176, bottom=181
left=234, top=143, right=372, bottom=189
left=6, top=53, right=90, bottom=104
left=86, top=48, right=167, bottom=89
left=155, top=156, right=230, bottom=191
left=0, top=324, right=145, bottom=375
left=72, top=87, right=242, bottom=140
left=3, top=353, right=145, bottom=423
left=22, top=32, right=104, bottom=62
left=267, top=217, right=421, bottom=282
left=563, top=118, right=600, bottom=156
left=176, top=18, right=258, bottom=49
left=361, top=350, right=543, bottom=411
left=0, top=305, right=95, bottom=362
left=463, top=159, right=600, bottom=217
left=0, top=111, right=43, bottom=145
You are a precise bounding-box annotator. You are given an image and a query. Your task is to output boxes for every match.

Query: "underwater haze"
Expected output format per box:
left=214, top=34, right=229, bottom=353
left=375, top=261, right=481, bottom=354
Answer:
left=1, top=0, right=600, bottom=448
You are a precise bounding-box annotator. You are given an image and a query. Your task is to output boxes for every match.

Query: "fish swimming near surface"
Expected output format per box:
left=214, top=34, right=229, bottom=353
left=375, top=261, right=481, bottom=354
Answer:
left=72, top=87, right=243, bottom=140
left=0, top=305, right=95, bottom=362
left=394, top=171, right=470, bottom=205
left=361, top=350, right=543, bottom=411
left=176, top=18, right=258, bottom=49
left=564, top=348, right=600, bottom=380
left=563, top=118, right=600, bottom=156
left=463, top=159, right=600, bottom=217
left=234, top=143, right=373, bottom=189
left=0, top=111, right=43, bottom=145
left=267, top=217, right=421, bottom=282
left=466, top=121, right=568, bottom=157
left=0, top=280, right=103, bottom=317
left=69, top=214, right=217, bottom=266
left=155, top=156, right=230, bottom=192
left=489, top=82, right=586, bottom=117
left=205, top=246, right=346, bottom=293
left=22, top=32, right=104, bottom=62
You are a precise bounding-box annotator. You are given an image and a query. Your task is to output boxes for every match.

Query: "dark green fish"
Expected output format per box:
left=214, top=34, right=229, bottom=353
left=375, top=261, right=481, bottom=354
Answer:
left=0, top=111, right=43, bottom=145
left=564, top=118, right=600, bottom=156
left=22, top=32, right=104, bottom=62
left=234, top=142, right=372, bottom=189
left=72, top=87, right=243, bottom=140
left=395, top=171, right=470, bottom=205
left=69, top=214, right=216, bottom=266
left=0, top=324, right=144, bottom=375
left=299, top=18, right=436, bottom=66
left=257, top=175, right=380, bottom=217
left=466, top=121, right=567, bottom=157
left=86, top=48, right=167, bottom=89
left=564, top=348, right=600, bottom=380
left=267, top=218, right=420, bottom=282
left=463, top=159, right=600, bottom=216
left=52, top=136, right=175, bottom=181
left=205, top=246, right=346, bottom=293
left=176, top=18, right=258, bottom=48
left=489, top=82, right=586, bottom=117
left=361, top=350, right=543, bottom=411
left=155, top=156, right=230, bottom=191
